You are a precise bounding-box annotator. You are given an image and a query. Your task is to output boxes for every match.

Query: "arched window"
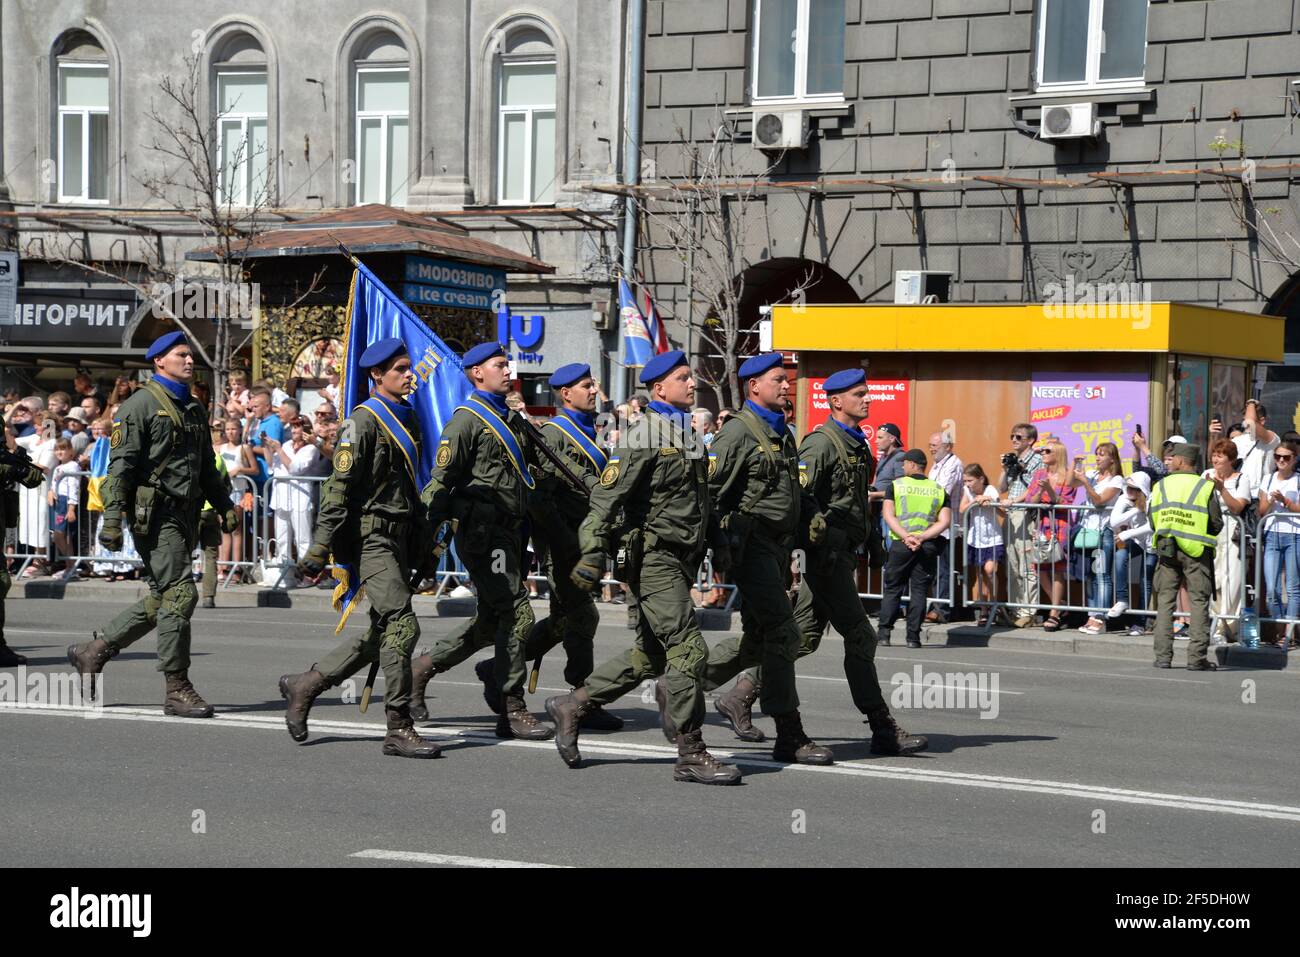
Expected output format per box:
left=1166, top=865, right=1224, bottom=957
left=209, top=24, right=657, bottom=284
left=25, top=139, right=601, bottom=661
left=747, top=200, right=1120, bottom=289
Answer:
left=496, top=28, right=556, bottom=205
left=212, top=33, right=268, bottom=206
left=353, top=31, right=410, bottom=206
left=55, top=32, right=109, bottom=204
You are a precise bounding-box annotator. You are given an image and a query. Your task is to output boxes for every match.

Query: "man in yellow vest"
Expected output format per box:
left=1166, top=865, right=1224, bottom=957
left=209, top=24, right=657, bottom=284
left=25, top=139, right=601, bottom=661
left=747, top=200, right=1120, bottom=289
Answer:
left=1149, top=443, right=1222, bottom=670
left=878, top=449, right=951, bottom=648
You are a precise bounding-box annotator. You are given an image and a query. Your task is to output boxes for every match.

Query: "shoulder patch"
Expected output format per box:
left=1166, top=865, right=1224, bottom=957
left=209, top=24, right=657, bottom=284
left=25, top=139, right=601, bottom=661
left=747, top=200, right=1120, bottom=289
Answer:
left=109, top=424, right=124, bottom=449
left=435, top=444, right=452, bottom=468
left=659, top=446, right=681, bottom=456
left=335, top=448, right=354, bottom=474
left=799, top=461, right=810, bottom=487
left=600, top=457, right=621, bottom=488
left=708, top=453, right=718, bottom=479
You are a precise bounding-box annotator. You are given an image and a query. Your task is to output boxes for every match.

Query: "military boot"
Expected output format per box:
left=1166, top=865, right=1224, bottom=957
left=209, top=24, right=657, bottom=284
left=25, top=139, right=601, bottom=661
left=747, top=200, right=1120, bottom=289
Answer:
left=579, top=701, right=624, bottom=731
left=497, top=694, right=555, bottom=740
left=66, top=632, right=118, bottom=701
left=545, top=687, right=590, bottom=767
left=866, top=705, right=928, bottom=755
left=382, top=707, right=441, bottom=758
left=0, top=643, right=27, bottom=667
left=714, top=673, right=765, bottom=742
left=654, top=675, right=677, bottom=742
left=673, top=730, right=741, bottom=785
left=163, top=670, right=215, bottom=719
left=408, top=653, right=437, bottom=721
left=278, top=667, right=330, bottom=742
left=474, top=658, right=502, bottom=714
left=771, top=711, right=833, bottom=765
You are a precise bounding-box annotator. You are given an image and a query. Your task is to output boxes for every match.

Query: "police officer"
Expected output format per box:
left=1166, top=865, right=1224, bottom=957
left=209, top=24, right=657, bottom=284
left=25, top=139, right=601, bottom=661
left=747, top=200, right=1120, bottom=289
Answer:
left=1150, top=442, right=1222, bottom=671
left=546, top=350, right=740, bottom=784
left=519, top=362, right=622, bottom=730
left=697, top=352, right=832, bottom=765
left=0, top=446, right=45, bottom=667
left=877, top=448, right=951, bottom=649
left=711, top=368, right=927, bottom=756
left=67, top=332, right=237, bottom=715
left=278, top=338, right=440, bottom=757
left=409, top=341, right=553, bottom=740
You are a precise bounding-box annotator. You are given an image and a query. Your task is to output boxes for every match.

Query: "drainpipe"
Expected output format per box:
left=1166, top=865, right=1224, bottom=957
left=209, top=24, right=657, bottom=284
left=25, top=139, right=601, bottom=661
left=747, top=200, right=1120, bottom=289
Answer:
left=614, top=0, right=645, bottom=409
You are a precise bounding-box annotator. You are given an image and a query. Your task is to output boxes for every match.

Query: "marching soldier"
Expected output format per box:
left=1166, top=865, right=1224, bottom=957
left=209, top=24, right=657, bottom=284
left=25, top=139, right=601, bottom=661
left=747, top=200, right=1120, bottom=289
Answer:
left=67, top=332, right=237, bottom=715
left=1150, top=442, right=1222, bottom=671
left=519, top=362, right=622, bottom=730
left=408, top=341, right=553, bottom=740
left=710, top=369, right=926, bottom=755
left=697, top=352, right=832, bottom=765
left=546, top=350, right=741, bottom=784
left=1, top=444, right=45, bottom=667
left=278, top=338, right=441, bottom=757
left=877, top=449, right=951, bottom=649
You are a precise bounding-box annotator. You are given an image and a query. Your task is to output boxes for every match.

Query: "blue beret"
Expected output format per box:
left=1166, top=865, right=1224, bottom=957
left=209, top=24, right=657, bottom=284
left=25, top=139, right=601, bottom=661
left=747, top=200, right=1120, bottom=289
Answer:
left=639, top=350, right=688, bottom=384
left=358, top=337, right=407, bottom=370
left=549, top=362, right=591, bottom=388
left=823, top=368, right=866, bottom=394
left=145, top=331, right=188, bottom=361
left=462, top=341, right=505, bottom=368
left=738, top=352, right=785, bottom=379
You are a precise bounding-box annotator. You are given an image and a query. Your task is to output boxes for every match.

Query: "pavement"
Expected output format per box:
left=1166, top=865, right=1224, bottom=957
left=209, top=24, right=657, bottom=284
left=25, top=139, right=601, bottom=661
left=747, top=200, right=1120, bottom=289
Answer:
left=2, top=588, right=1299, bottom=867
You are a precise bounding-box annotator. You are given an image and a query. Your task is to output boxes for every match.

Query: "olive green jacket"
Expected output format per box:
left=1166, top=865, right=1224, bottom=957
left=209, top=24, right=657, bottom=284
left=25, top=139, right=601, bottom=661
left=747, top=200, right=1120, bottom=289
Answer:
left=102, top=377, right=230, bottom=524
left=578, top=407, right=721, bottom=560
left=708, top=405, right=821, bottom=540
left=529, top=413, right=602, bottom=554
left=423, top=402, right=534, bottom=529
left=798, top=421, right=876, bottom=547
left=313, top=405, right=425, bottom=560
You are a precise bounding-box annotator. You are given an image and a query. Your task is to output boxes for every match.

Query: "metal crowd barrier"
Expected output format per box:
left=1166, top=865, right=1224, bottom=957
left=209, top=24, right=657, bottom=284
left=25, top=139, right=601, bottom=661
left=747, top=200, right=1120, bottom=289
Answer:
left=259, top=472, right=328, bottom=589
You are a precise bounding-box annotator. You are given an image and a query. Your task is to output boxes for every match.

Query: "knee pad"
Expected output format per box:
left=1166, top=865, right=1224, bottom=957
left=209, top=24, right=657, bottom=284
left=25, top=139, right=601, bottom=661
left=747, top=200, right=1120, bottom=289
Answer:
left=512, top=598, right=536, bottom=640
left=163, top=580, right=199, bottom=620
left=380, top=613, right=421, bottom=658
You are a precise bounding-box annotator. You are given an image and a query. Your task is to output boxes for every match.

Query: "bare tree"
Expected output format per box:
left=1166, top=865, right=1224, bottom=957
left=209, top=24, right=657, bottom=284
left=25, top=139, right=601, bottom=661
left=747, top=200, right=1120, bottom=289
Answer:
left=32, top=52, right=322, bottom=399
left=622, top=122, right=817, bottom=409
left=1207, top=133, right=1300, bottom=298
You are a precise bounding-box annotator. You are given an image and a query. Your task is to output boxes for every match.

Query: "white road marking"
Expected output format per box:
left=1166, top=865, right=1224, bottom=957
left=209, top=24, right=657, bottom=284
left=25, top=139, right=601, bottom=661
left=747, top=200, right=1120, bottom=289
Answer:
left=4, top=701, right=1299, bottom=823
left=801, top=674, right=1023, bottom=695
left=350, top=849, right=567, bottom=868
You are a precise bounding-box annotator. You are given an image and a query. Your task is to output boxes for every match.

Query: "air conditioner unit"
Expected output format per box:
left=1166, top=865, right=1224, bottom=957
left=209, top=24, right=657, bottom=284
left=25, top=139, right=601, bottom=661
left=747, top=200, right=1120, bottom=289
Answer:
left=751, top=109, right=810, bottom=151
left=894, top=270, right=953, bottom=305
left=1040, top=102, right=1100, bottom=140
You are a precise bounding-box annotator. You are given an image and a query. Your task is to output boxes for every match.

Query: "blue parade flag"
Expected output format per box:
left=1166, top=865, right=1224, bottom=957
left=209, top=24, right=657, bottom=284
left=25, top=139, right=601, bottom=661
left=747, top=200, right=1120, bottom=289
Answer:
left=340, top=258, right=472, bottom=491
left=619, top=277, right=653, bottom=368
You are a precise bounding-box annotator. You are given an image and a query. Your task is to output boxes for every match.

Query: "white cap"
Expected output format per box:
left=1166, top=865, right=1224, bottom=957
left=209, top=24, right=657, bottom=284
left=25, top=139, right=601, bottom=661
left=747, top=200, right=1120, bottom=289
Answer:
left=1125, top=471, right=1152, bottom=496
left=1166, top=434, right=1188, bottom=445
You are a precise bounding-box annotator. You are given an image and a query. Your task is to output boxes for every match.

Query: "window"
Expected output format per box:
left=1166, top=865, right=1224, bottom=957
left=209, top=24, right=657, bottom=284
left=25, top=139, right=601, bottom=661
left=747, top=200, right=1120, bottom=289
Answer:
left=216, top=71, right=268, bottom=206
left=57, top=62, right=109, bottom=203
left=355, top=67, right=409, bottom=205
left=751, top=0, right=845, bottom=102
left=498, top=61, right=556, bottom=204
left=1036, top=0, right=1149, bottom=91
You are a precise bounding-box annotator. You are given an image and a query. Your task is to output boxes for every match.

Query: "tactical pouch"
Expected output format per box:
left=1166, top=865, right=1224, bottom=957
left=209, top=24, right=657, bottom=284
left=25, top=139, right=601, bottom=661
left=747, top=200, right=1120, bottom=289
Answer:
left=132, top=485, right=158, bottom=536
left=616, top=527, right=645, bottom=581
left=723, top=512, right=754, bottom=566
left=3, top=488, right=17, bottom=529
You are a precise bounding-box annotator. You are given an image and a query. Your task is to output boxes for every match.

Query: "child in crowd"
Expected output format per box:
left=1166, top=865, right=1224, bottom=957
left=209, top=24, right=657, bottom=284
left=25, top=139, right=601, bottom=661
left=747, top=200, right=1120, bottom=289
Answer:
left=47, top=437, right=81, bottom=580
left=1109, top=471, right=1156, bottom=636
left=960, top=463, right=1004, bottom=626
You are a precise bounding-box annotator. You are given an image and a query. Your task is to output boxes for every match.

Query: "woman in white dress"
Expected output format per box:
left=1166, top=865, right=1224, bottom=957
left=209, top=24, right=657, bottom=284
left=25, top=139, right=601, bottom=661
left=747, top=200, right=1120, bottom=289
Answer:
left=266, top=416, right=321, bottom=582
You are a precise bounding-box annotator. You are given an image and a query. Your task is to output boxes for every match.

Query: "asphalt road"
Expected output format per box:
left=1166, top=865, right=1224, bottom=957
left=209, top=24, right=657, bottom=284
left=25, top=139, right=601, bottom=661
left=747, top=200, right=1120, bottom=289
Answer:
left=2, top=597, right=1298, bottom=868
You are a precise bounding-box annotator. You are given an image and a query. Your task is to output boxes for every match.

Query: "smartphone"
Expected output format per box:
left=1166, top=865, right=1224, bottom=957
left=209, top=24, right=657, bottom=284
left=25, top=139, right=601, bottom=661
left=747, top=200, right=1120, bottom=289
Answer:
left=1135, top=424, right=1143, bottom=437
left=259, top=431, right=267, bottom=441
left=1073, top=455, right=1084, bottom=470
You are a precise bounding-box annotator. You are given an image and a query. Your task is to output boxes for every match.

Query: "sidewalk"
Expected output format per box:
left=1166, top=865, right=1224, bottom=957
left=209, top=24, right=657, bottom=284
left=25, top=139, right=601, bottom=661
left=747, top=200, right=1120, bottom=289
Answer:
left=11, top=577, right=1288, bottom=669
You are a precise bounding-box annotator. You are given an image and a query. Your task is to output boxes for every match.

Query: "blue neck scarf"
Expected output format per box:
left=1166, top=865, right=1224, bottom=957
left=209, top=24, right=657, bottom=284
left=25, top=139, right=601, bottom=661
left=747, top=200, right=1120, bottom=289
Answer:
left=561, top=408, right=598, bottom=441
left=745, top=399, right=786, bottom=437
left=372, top=392, right=414, bottom=428
left=648, top=400, right=692, bottom=433
left=153, top=374, right=191, bottom=403
left=473, top=389, right=510, bottom=418
left=831, top=416, right=866, bottom=444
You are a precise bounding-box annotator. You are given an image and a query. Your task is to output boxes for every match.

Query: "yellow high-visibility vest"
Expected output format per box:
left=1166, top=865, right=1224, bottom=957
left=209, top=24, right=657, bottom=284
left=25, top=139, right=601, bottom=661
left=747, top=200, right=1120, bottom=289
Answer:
left=1149, top=472, right=1215, bottom=558
left=890, top=476, right=944, bottom=541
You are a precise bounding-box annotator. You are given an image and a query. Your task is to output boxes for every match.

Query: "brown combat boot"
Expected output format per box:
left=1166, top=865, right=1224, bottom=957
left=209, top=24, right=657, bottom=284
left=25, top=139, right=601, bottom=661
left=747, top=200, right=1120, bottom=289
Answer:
left=66, top=632, right=118, bottom=701
left=278, top=667, right=330, bottom=742
left=673, top=730, right=742, bottom=785
left=544, top=687, right=591, bottom=767
left=474, top=658, right=503, bottom=714
left=866, top=705, right=928, bottom=755
left=408, top=653, right=437, bottom=721
left=496, top=694, right=555, bottom=740
left=771, top=710, right=833, bottom=765
left=654, top=675, right=677, bottom=742
left=0, top=642, right=27, bottom=667
left=163, top=670, right=214, bottom=719
left=714, top=673, right=765, bottom=742
left=382, top=707, right=441, bottom=758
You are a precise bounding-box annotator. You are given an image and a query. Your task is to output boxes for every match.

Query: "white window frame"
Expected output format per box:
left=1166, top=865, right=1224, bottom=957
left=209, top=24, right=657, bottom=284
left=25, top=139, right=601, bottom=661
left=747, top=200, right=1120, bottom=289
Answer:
left=496, top=58, right=557, bottom=206
left=215, top=69, right=269, bottom=207
left=353, top=65, right=409, bottom=206
left=750, top=0, right=845, bottom=106
left=1034, top=0, right=1149, bottom=94
left=56, top=61, right=110, bottom=205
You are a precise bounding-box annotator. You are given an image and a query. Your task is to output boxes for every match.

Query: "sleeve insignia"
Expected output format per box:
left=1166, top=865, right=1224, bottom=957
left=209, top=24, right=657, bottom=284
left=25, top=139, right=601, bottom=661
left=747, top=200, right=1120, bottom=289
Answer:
left=335, top=448, right=354, bottom=474
left=435, top=444, right=453, bottom=468
left=708, top=454, right=718, bottom=479
left=600, top=457, right=621, bottom=488
left=110, top=425, right=124, bottom=449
